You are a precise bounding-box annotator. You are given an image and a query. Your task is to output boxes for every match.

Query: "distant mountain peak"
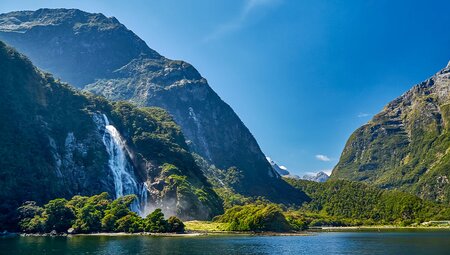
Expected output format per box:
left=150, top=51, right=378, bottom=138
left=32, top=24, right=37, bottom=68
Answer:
left=0, top=8, right=115, bottom=32
left=266, top=156, right=330, bottom=182
left=302, top=171, right=330, bottom=182
left=266, top=156, right=290, bottom=176
left=0, top=8, right=160, bottom=87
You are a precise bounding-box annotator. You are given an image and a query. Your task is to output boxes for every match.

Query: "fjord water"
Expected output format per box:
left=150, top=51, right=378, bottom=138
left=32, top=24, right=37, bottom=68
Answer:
left=2, top=231, right=450, bottom=255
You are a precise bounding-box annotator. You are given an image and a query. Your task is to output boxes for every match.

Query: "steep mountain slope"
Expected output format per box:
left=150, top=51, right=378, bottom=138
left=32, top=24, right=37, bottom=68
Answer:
left=332, top=63, right=450, bottom=202
left=0, top=41, right=222, bottom=229
left=0, top=8, right=306, bottom=204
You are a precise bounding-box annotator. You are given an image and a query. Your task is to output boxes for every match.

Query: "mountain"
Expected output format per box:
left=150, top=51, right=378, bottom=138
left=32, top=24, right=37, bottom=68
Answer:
left=332, top=62, right=450, bottom=202
left=302, top=172, right=330, bottom=183
left=285, top=178, right=450, bottom=225
left=0, top=41, right=222, bottom=229
left=0, top=8, right=306, bottom=204
left=266, top=157, right=329, bottom=182
left=266, top=157, right=290, bottom=176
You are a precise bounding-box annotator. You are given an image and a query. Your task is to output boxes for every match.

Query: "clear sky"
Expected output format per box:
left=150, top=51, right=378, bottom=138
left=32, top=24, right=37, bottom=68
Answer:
left=1, top=0, right=450, bottom=176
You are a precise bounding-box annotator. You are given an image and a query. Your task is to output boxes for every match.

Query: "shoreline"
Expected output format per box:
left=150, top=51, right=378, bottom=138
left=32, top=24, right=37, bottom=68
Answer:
left=310, top=226, right=450, bottom=231
left=17, top=232, right=206, bottom=238
left=4, top=226, right=450, bottom=238
left=15, top=231, right=310, bottom=237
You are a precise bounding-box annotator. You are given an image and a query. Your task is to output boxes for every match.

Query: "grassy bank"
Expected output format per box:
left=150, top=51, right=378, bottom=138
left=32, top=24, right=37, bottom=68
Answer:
left=184, top=221, right=229, bottom=232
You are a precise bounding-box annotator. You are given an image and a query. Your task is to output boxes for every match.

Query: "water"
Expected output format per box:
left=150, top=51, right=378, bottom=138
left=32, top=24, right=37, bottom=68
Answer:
left=2, top=231, right=450, bottom=255
left=94, top=113, right=149, bottom=215
left=102, top=114, right=138, bottom=199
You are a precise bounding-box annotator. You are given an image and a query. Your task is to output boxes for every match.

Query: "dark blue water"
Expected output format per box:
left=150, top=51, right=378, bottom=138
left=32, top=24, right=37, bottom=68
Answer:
left=2, top=231, right=450, bottom=255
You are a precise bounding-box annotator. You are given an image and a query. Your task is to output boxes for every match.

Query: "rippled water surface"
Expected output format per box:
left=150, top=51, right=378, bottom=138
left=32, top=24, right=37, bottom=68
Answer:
left=2, top=231, right=450, bottom=255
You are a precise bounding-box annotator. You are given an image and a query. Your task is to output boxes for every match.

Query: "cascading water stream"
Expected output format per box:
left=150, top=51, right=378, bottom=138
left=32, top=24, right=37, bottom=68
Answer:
left=94, top=113, right=149, bottom=216
left=140, top=182, right=149, bottom=215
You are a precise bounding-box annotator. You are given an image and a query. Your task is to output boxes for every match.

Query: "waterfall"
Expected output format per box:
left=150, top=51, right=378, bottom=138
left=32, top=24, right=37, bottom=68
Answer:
left=102, top=114, right=137, bottom=198
left=94, top=113, right=149, bottom=216
left=140, top=182, right=149, bottom=215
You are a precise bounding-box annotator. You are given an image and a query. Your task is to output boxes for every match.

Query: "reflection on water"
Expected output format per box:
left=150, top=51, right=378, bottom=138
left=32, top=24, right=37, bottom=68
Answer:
left=2, top=231, right=450, bottom=255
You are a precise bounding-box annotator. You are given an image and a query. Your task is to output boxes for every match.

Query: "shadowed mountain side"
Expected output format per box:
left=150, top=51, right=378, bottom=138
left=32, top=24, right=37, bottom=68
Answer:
left=0, top=8, right=308, bottom=204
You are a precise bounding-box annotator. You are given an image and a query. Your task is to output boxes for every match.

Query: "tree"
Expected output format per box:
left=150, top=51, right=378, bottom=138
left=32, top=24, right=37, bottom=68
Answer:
left=15, top=193, right=185, bottom=234
left=101, top=213, right=117, bottom=232
left=17, top=201, right=45, bottom=233
left=224, top=167, right=244, bottom=189
left=215, top=204, right=291, bottom=232
left=115, top=213, right=144, bottom=233
left=167, top=216, right=185, bottom=233
left=17, top=201, right=42, bottom=220
left=73, top=204, right=103, bottom=233
left=144, top=209, right=168, bottom=232
left=101, top=195, right=136, bottom=232
left=43, top=198, right=75, bottom=232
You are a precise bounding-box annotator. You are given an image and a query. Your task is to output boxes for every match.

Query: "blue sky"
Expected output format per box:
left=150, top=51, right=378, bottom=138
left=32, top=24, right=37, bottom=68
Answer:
left=1, top=0, right=450, bottom=176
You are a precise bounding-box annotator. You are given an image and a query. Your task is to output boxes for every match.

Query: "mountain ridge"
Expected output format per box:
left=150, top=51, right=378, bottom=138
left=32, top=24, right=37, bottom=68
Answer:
left=0, top=41, right=222, bottom=229
left=0, top=8, right=307, bottom=204
left=332, top=62, right=450, bottom=202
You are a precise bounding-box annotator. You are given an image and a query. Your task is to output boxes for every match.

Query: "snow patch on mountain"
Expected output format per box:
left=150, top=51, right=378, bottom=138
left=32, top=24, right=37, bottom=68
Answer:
left=266, top=156, right=330, bottom=182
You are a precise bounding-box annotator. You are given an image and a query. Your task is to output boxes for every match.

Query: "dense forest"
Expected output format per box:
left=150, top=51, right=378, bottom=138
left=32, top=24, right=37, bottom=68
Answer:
left=285, top=178, right=450, bottom=226
left=206, top=178, right=450, bottom=232
left=17, top=193, right=184, bottom=234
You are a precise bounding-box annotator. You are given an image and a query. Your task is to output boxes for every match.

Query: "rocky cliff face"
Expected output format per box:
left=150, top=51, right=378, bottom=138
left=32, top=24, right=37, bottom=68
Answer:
left=0, top=8, right=306, bottom=204
left=0, top=41, right=222, bottom=229
left=332, top=63, right=450, bottom=202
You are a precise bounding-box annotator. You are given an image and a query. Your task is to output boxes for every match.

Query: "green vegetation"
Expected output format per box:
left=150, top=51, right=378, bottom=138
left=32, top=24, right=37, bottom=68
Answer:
left=2, top=15, right=450, bottom=234
left=186, top=179, right=450, bottom=233
left=17, top=193, right=184, bottom=234
left=108, top=102, right=224, bottom=220
left=285, top=178, right=450, bottom=226
left=0, top=41, right=222, bottom=230
left=214, top=203, right=291, bottom=232
left=332, top=68, right=450, bottom=203
left=213, top=188, right=254, bottom=210
left=184, top=221, right=229, bottom=232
